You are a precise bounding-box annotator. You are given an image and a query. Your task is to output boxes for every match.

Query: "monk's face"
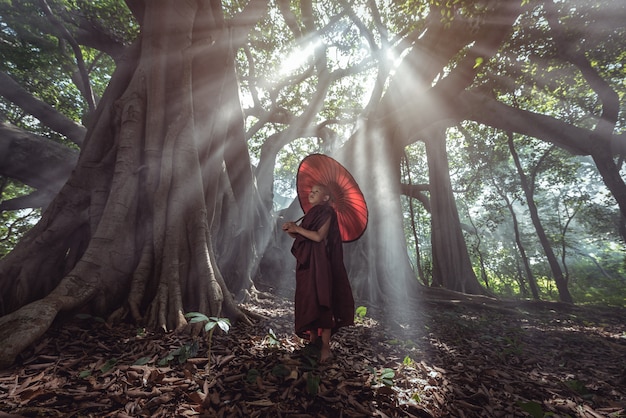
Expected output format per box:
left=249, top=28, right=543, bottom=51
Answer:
left=309, top=186, right=330, bottom=206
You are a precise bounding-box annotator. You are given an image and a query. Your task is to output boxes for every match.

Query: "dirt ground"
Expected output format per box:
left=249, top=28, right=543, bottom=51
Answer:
left=0, top=292, right=625, bottom=417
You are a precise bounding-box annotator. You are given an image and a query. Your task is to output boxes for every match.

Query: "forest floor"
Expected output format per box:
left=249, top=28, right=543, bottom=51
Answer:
left=0, top=291, right=625, bottom=418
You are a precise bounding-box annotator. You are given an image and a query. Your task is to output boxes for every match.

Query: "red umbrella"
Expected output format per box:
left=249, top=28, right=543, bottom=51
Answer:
left=296, top=153, right=368, bottom=242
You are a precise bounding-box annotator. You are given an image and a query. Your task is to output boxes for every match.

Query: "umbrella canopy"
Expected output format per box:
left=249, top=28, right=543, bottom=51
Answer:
left=296, top=153, right=368, bottom=242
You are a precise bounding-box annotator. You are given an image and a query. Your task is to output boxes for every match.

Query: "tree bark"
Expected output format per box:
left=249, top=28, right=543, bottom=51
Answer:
left=0, top=0, right=268, bottom=368
left=425, top=126, right=485, bottom=295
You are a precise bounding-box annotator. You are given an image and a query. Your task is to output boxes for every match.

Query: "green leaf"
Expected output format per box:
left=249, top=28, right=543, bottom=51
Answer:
left=215, top=318, right=231, bottom=333
left=267, top=328, right=281, bottom=346
left=306, top=372, right=320, bottom=395
left=517, top=401, right=545, bottom=418
left=355, top=306, right=367, bottom=318
left=246, top=368, right=260, bottom=384
left=473, top=57, right=484, bottom=69
left=99, top=358, right=117, bottom=373
left=565, top=379, right=589, bottom=395
left=271, top=364, right=290, bottom=378
left=158, top=355, right=172, bottom=366
left=380, top=368, right=395, bottom=379
left=133, top=356, right=152, bottom=366
left=186, top=312, right=209, bottom=323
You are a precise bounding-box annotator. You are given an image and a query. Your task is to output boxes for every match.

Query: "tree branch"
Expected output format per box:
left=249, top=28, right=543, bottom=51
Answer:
left=0, top=121, right=77, bottom=194
left=457, top=90, right=626, bottom=157
left=0, top=72, right=86, bottom=146
left=39, top=0, right=96, bottom=113
left=400, top=183, right=431, bottom=212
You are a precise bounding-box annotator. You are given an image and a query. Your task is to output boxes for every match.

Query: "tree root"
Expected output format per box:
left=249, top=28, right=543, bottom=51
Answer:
left=0, top=268, right=98, bottom=369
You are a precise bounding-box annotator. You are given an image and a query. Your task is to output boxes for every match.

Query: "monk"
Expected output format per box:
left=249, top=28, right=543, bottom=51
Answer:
left=282, top=184, right=355, bottom=363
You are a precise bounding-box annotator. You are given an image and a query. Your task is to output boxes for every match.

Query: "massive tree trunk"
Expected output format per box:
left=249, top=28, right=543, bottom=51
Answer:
left=0, top=0, right=268, bottom=368
left=425, top=126, right=485, bottom=295
left=340, top=122, right=420, bottom=307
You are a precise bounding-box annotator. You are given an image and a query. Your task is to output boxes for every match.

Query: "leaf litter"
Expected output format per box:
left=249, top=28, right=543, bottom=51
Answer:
left=0, top=294, right=625, bottom=417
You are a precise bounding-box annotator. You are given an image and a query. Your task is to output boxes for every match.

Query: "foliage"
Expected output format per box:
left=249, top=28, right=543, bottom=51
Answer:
left=265, top=328, right=281, bottom=347
left=0, top=0, right=136, bottom=251
left=367, top=366, right=395, bottom=387
left=0, top=0, right=133, bottom=127
left=184, top=313, right=231, bottom=372
left=355, top=305, right=367, bottom=321
left=158, top=341, right=199, bottom=366
left=0, top=180, right=40, bottom=258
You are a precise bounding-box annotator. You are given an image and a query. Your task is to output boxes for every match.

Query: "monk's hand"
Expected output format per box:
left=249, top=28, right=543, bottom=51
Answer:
left=283, top=222, right=298, bottom=234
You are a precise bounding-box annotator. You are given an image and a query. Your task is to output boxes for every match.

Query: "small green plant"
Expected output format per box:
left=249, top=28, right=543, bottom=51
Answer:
left=184, top=312, right=230, bottom=371
left=516, top=400, right=553, bottom=418
left=246, top=368, right=260, bottom=385
left=565, top=379, right=590, bottom=396
left=379, top=368, right=395, bottom=386
left=99, top=358, right=117, bottom=373
left=402, top=355, right=414, bottom=367
left=158, top=341, right=199, bottom=366
left=78, top=357, right=117, bottom=378
left=367, top=366, right=395, bottom=387
left=271, top=364, right=291, bottom=379
left=386, top=338, right=417, bottom=349
left=355, top=306, right=367, bottom=322
left=306, top=372, right=321, bottom=395
left=265, top=328, right=281, bottom=347
left=133, top=356, right=152, bottom=366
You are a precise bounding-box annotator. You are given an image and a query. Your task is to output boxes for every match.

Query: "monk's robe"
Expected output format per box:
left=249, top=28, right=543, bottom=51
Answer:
left=291, top=203, right=355, bottom=337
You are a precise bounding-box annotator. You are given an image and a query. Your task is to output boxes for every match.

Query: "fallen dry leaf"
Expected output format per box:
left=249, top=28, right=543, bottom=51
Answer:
left=0, top=294, right=624, bottom=417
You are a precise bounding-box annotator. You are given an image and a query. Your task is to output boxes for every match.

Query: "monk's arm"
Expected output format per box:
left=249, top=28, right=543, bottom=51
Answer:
left=292, top=218, right=331, bottom=242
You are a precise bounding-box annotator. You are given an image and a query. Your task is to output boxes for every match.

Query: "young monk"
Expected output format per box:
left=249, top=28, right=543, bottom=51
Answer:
left=282, top=184, right=355, bottom=363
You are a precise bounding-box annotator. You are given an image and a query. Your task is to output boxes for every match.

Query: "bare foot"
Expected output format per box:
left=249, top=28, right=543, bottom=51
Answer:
left=320, top=348, right=333, bottom=363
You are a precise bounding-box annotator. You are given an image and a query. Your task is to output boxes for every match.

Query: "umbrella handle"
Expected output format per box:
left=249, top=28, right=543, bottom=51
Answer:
left=295, top=215, right=304, bottom=224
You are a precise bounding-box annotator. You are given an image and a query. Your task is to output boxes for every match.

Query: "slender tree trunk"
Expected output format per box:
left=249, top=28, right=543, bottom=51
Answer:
left=513, top=251, right=529, bottom=298
left=507, top=132, right=572, bottom=303
left=498, top=185, right=540, bottom=300
left=402, top=152, right=427, bottom=286
left=464, top=206, right=489, bottom=289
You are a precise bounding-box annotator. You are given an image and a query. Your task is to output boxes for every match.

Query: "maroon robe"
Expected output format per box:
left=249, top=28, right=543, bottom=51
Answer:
left=291, top=203, right=355, bottom=337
